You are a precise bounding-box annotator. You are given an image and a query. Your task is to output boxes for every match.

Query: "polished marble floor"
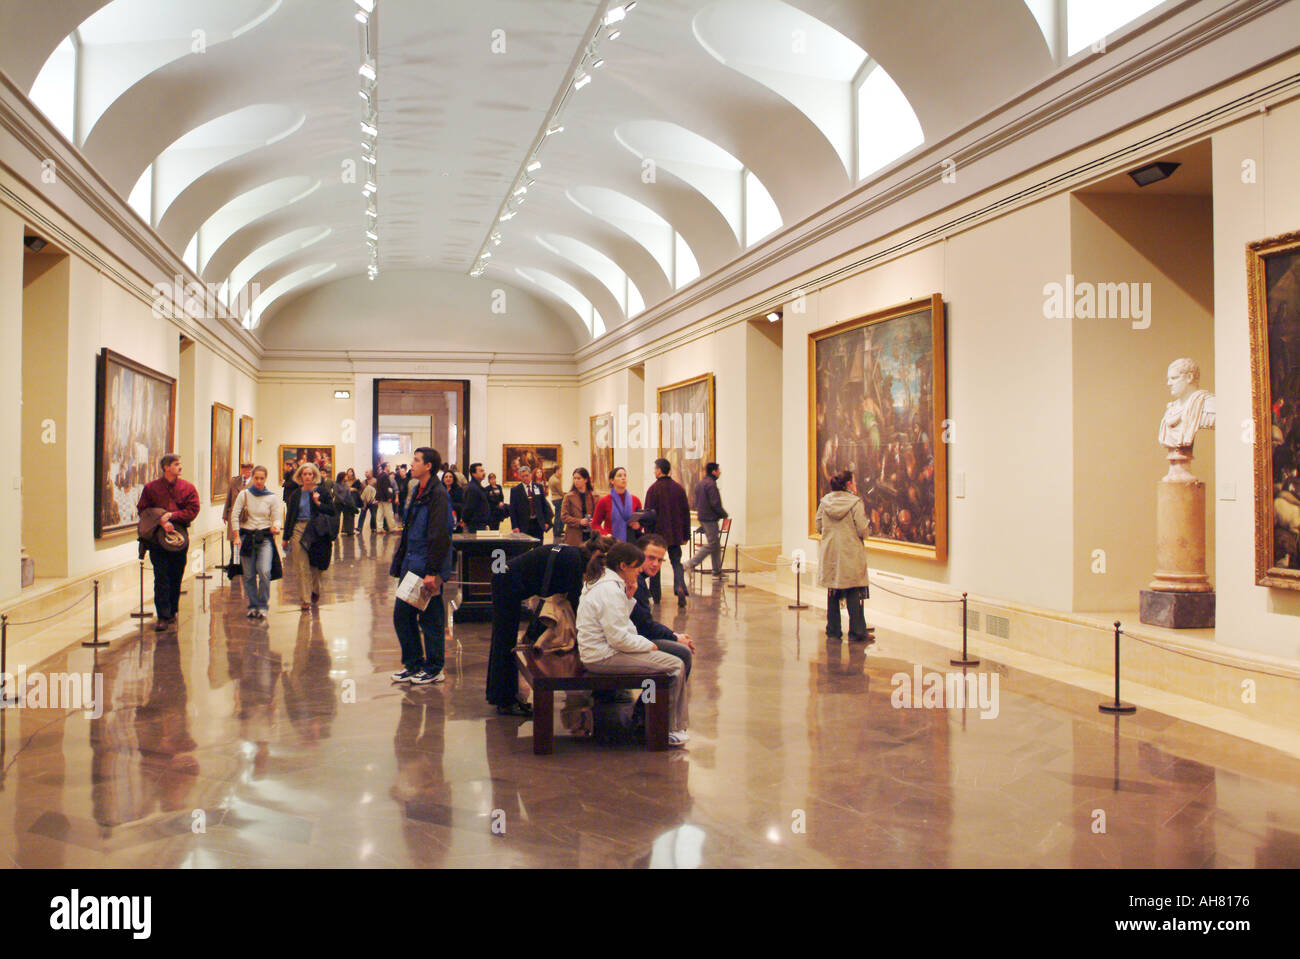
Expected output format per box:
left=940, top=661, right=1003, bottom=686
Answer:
left=2, top=531, right=1298, bottom=868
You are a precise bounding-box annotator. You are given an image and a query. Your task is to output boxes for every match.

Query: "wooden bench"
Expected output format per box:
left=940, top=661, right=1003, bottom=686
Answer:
left=514, top=646, right=674, bottom=754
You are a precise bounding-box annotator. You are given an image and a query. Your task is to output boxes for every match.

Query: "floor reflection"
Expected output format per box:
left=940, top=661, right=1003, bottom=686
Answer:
left=1, top=531, right=1298, bottom=868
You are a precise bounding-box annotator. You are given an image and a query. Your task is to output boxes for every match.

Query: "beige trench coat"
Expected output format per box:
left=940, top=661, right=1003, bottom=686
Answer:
left=815, top=490, right=871, bottom=591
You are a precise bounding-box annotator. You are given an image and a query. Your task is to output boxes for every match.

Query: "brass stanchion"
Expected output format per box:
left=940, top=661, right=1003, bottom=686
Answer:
left=729, top=545, right=746, bottom=589
left=788, top=559, right=808, bottom=611
left=130, top=558, right=150, bottom=619
left=1098, top=621, right=1136, bottom=714
left=194, top=535, right=213, bottom=580
left=0, top=615, right=17, bottom=705
left=82, top=581, right=109, bottom=648
left=951, top=593, right=979, bottom=667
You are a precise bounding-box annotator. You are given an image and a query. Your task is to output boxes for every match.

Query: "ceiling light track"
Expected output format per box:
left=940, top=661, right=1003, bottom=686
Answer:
left=356, top=1, right=380, bottom=279
left=467, top=0, right=637, bottom=279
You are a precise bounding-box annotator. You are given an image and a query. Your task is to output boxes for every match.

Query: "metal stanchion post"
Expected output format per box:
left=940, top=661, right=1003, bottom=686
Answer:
left=787, top=558, right=809, bottom=611
left=0, top=615, right=16, bottom=705
left=195, top=535, right=213, bottom=580
left=131, top=558, right=150, bottom=618
left=1098, top=621, right=1136, bottom=714
left=82, top=580, right=109, bottom=648
left=730, top=545, right=746, bottom=589
left=951, top=592, right=979, bottom=667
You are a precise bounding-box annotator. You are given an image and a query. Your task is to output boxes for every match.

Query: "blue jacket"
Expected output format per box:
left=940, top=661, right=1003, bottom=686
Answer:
left=389, top=477, right=454, bottom=581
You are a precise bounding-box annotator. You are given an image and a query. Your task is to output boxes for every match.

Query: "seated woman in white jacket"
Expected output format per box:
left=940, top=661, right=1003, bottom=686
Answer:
left=576, top=541, right=690, bottom=747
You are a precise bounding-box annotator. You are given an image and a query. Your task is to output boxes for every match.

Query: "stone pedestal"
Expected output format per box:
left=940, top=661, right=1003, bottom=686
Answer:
left=1142, top=476, right=1215, bottom=627
left=1139, top=589, right=1215, bottom=628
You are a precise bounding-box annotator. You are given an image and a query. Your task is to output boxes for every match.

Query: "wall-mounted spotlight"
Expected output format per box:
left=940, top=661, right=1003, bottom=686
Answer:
left=334, top=390, right=352, bottom=399
left=766, top=311, right=782, bottom=323
left=1127, top=161, right=1180, bottom=187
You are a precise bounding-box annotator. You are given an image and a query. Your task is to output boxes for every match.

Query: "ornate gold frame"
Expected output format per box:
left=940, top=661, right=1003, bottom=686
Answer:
left=656, top=373, right=716, bottom=510
left=590, top=412, right=614, bottom=493
left=1247, top=229, right=1300, bottom=590
left=807, top=294, right=948, bottom=562
left=210, top=402, right=234, bottom=504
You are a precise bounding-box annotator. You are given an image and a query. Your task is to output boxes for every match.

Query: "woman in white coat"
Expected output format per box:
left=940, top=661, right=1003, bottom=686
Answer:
left=815, top=469, right=874, bottom=642
left=575, top=541, right=690, bottom=746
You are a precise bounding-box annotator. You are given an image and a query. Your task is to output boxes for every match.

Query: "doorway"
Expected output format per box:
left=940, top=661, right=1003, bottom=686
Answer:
left=372, top=379, right=469, bottom=471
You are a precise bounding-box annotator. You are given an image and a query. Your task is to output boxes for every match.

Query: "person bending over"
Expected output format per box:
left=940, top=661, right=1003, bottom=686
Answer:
left=576, top=541, right=690, bottom=747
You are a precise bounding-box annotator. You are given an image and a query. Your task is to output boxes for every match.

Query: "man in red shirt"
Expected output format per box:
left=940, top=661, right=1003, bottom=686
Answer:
left=136, top=453, right=201, bottom=630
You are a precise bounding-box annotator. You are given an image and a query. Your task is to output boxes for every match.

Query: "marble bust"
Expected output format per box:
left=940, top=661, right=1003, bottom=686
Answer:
left=1158, top=357, right=1215, bottom=482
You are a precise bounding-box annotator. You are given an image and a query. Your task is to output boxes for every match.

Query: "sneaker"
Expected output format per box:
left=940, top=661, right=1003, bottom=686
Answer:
left=246, top=609, right=257, bottom=618
left=410, top=669, right=446, bottom=686
left=391, top=667, right=420, bottom=683
left=668, top=731, right=690, bottom=747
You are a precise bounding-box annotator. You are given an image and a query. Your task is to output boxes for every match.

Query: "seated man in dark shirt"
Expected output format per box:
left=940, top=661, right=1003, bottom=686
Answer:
left=633, top=535, right=695, bottom=679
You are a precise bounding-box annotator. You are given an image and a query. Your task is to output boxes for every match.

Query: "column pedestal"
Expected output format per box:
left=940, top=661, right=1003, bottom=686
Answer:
left=1140, top=475, right=1215, bottom=628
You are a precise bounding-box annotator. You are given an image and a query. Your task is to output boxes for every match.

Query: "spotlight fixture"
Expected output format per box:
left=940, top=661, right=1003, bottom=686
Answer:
left=592, top=58, right=605, bottom=69
left=604, top=2, right=635, bottom=26
left=23, top=235, right=47, bottom=253
left=574, top=71, right=591, bottom=90
left=545, top=124, right=564, bottom=137
left=359, top=61, right=376, bottom=81
left=362, top=153, right=376, bottom=165
left=499, top=209, right=516, bottom=221
left=334, top=390, right=352, bottom=399
left=607, top=29, right=621, bottom=40
left=366, top=207, right=377, bottom=219
left=358, top=88, right=370, bottom=101
left=354, top=0, right=375, bottom=11
left=512, top=184, right=528, bottom=197
left=766, top=311, right=782, bottom=323
left=355, top=9, right=367, bottom=23
left=526, top=159, right=541, bottom=173
left=362, top=180, right=377, bottom=196
left=490, top=233, right=502, bottom=245
left=366, top=229, right=378, bottom=242
left=360, top=120, right=378, bottom=137
left=1126, top=160, right=1180, bottom=187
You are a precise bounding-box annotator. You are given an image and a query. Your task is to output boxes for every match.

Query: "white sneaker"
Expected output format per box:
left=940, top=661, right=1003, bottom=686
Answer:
left=668, top=730, right=690, bottom=747
left=410, top=669, right=446, bottom=686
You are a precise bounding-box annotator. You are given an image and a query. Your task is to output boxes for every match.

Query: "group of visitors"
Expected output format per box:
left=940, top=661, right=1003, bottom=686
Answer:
left=135, top=445, right=875, bottom=752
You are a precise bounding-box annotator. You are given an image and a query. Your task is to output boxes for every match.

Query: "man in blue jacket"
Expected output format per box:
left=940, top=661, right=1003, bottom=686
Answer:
left=390, top=447, right=454, bottom=685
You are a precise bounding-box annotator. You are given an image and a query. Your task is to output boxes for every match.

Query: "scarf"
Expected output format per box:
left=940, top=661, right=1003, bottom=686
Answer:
left=248, top=486, right=273, bottom=497
left=611, top=489, right=634, bottom=542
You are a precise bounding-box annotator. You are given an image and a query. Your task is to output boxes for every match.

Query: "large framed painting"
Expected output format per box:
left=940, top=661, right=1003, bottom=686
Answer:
left=502, top=444, right=562, bottom=486
left=590, top=412, right=614, bottom=493
left=94, top=349, right=176, bottom=538
left=808, top=294, right=948, bottom=561
left=210, top=402, right=234, bottom=504
left=278, top=445, right=335, bottom=486
left=239, top=414, right=255, bottom=466
left=1248, top=230, right=1300, bottom=590
left=656, top=374, right=716, bottom=510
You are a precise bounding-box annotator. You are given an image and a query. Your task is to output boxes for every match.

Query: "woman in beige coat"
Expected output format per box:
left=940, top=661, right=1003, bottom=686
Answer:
left=815, top=469, right=874, bottom=642
left=560, top=468, right=598, bottom=545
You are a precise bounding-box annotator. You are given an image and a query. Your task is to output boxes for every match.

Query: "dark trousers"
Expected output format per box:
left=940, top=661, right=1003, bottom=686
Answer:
left=648, top=545, right=686, bottom=602
left=486, top=570, right=525, bottom=706
left=342, top=509, right=355, bottom=535
left=366, top=503, right=377, bottom=530
left=827, top=587, right=868, bottom=638
left=148, top=546, right=187, bottom=620
left=394, top=591, right=446, bottom=673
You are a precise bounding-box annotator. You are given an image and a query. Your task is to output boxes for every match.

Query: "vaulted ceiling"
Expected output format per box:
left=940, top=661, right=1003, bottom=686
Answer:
left=0, top=0, right=1168, bottom=343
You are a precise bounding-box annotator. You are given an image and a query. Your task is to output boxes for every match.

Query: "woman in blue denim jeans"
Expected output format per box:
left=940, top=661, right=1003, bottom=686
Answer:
left=229, top=466, right=285, bottom=619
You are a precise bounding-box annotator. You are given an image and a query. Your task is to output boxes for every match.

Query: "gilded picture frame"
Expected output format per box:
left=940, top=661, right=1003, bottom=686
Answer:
left=94, top=349, right=176, bottom=538
left=808, top=294, right=948, bottom=561
left=502, top=444, right=562, bottom=487
left=239, top=414, right=255, bottom=467
left=210, top=402, right=234, bottom=504
left=1247, top=230, right=1300, bottom=590
left=278, top=445, right=336, bottom=485
left=656, top=373, right=716, bottom=511
left=590, top=412, right=614, bottom=494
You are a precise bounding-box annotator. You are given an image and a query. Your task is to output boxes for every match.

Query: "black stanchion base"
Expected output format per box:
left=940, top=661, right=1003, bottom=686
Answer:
left=130, top=610, right=151, bottom=618
left=787, top=603, right=809, bottom=610
left=950, top=657, right=981, bottom=667
left=80, top=639, right=110, bottom=649
left=1099, top=701, right=1136, bottom=714
left=194, top=573, right=213, bottom=580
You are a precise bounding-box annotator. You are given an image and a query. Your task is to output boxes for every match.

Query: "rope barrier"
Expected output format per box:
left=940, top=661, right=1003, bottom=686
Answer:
left=3, top=588, right=94, bottom=627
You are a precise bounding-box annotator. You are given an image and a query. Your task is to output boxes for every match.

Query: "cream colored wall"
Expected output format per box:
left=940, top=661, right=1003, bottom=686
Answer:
left=745, top=320, right=783, bottom=546
left=485, top=381, right=579, bottom=483
left=21, top=253, right=70, bottom=576
left=1069, top=193, right=1215, bottom=612
left=257, top=380, right=360, bottom=479
left=1211, top=100, right=1300, bottom=660
left=0, top=208, right=23, bottom=598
